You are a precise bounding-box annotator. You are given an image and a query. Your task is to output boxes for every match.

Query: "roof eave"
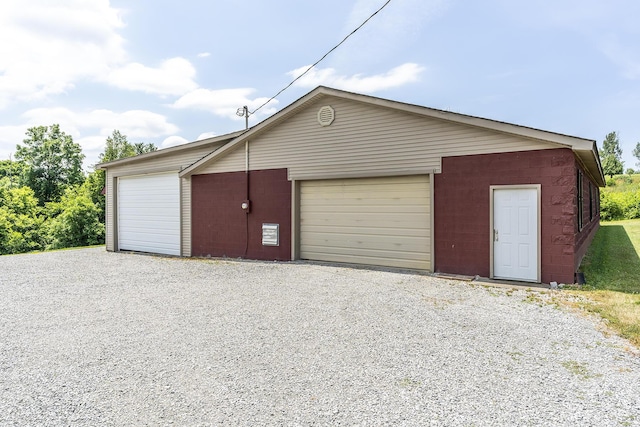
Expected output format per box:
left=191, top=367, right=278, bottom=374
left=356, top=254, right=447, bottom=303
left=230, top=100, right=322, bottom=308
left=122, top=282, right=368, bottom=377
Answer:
left=179, top=87, right=328, bottom=177
left=177, top=86, right=605, bottom=186
left=96, top=130, right=245, bottom=170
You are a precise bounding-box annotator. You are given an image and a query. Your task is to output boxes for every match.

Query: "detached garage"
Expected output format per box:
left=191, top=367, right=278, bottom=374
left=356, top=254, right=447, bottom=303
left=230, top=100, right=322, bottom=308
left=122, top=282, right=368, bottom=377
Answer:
left=99, top=86, right=604, bottom=285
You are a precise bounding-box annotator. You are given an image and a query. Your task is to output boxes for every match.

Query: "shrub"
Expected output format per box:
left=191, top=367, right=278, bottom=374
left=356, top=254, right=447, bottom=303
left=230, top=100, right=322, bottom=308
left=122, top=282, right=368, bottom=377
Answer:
left=0, top=186, right=47, bottom=254
left=47, top=186, right=105, bottom=249
left=600, top=192, right=624, bottom=221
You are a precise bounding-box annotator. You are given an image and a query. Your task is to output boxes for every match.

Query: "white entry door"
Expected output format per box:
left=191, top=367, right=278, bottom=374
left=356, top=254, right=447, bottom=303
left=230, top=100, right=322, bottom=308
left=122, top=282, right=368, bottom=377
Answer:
left=492, top=187, right=539, bottom=282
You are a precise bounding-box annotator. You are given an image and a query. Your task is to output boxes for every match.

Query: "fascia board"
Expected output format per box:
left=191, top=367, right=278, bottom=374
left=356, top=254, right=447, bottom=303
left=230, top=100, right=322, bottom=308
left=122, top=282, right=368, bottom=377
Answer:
left=96, top=131, right=244, bottom=170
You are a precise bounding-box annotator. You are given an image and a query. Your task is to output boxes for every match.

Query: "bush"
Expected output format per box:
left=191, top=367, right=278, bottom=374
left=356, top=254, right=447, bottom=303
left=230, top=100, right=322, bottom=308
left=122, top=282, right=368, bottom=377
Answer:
left=601, top=190, right=640, bottom=221
left=0, top=186, right=47, bottom=253
left=46, top=186, right=105, bottom=249
left=600, top=192, right=624, bottom=221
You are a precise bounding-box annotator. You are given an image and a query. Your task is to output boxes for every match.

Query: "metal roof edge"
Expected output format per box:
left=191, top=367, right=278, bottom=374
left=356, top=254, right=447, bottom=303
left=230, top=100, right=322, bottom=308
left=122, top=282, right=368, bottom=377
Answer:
left=177, top=86, right=602, bottom=185
left=96, top=130, right=245, bottom=170
left=179, top=87, right=328, bottom=177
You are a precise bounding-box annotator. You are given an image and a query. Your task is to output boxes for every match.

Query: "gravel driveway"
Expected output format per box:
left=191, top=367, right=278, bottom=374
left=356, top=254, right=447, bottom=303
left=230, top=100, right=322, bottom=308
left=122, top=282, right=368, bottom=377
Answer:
left=0, top=248, right=638, bottom=426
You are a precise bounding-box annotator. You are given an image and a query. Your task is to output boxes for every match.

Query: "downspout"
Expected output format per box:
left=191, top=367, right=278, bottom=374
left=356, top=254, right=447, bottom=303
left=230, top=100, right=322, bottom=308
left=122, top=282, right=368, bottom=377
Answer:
left=245, top=140, right=250, bottom=209
left=242, top=140, right=250, bottom=257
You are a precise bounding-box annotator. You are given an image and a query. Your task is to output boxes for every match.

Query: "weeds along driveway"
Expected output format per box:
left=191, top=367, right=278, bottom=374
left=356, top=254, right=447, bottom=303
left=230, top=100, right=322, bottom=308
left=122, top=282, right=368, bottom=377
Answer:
left=1, top=248, right=639, bottom=426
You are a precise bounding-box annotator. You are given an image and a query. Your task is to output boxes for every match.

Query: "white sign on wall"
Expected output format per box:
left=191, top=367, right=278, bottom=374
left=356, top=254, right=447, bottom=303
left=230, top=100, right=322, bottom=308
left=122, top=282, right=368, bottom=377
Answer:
left=262, top=223, right=279, bottom=246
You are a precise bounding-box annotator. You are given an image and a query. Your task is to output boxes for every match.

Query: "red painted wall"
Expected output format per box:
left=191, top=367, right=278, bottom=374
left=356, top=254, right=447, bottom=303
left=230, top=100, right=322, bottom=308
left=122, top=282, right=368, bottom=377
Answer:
left=434, top=148, right=600, bottom=284
left=574, top=164, right=600, bottom=273
left=191, top=169, right=291, bottom=261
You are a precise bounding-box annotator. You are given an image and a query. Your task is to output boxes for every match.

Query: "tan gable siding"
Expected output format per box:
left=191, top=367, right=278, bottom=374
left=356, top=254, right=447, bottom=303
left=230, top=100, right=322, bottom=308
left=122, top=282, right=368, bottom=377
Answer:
left=105, top=144, right=224, bottom=254
left=197, top=96, right=560, bottom=179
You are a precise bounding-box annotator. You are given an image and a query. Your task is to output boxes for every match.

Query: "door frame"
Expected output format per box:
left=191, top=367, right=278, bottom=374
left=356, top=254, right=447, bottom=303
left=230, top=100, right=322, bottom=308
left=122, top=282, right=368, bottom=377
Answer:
left=489, top=184, right=541, bottom=282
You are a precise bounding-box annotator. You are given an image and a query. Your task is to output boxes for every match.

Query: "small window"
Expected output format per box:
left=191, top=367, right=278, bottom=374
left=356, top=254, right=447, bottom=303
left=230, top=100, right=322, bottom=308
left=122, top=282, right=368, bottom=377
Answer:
left=589, top=181, right=593, bottom=221
left=577, top=169, right=584, bottom=230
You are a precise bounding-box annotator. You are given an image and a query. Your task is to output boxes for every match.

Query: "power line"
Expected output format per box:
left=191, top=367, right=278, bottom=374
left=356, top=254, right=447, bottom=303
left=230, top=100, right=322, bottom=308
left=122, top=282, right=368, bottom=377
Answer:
left=248, top=0, right=392, bottom=116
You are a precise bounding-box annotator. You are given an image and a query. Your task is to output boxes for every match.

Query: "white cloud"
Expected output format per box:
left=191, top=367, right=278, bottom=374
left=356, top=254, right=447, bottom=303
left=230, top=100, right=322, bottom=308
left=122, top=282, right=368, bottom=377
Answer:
left=0, top=0, right=126, bottom=107
left=288, top=63, right=425, bottom=93
left=0, top=108, right=179, bottom=167
left=197, top=132, right=217, bottom=140
left=21, top=107, right=179, bottom=139
left=197, top=52, right=211, bottom=58
left=161, top=136, right=190, bottom=148
left=105, top=57, right=198, bottom=96
left=0, top=125, right=29, bottom=160
left=0, top=2, right=203, bottom=105
left=171, top=88, right=279, bottom=119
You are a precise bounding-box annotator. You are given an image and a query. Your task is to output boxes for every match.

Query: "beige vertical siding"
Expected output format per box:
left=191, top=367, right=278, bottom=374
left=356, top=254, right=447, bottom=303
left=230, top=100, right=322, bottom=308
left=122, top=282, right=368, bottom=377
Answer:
left=104, top=144, right=225, bottom=253
left=198, top=96, right=558, bottom=178
left=300, top=175, right=431, bottom=270
left=105, top=170, right=115, bottom=251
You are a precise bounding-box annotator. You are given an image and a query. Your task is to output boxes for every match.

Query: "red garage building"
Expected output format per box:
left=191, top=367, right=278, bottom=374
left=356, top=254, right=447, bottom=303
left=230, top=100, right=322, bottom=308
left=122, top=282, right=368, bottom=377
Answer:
left=99, top=86, right=604, bottom=285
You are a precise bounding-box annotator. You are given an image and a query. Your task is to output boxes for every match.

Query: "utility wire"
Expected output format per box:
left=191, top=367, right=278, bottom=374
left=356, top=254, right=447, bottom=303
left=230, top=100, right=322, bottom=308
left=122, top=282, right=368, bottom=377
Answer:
left=248, top=0, right=392, bottom=116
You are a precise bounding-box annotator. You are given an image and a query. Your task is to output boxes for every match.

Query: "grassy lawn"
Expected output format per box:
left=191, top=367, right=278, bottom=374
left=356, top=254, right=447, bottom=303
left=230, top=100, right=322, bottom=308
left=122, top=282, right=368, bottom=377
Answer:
left=573, top=219, right=640, bottom=348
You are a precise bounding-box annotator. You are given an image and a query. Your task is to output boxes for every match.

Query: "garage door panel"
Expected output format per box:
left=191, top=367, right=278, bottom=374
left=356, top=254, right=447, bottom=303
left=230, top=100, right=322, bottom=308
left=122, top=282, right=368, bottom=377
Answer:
left=302, top=212, right=429, bottom=227
left=303, top=244, right=429, bottom=260
left=301, top=188, right=428, bottom=200
left=118, top=172, right=180, bottom=256
left=300, top=175, right=430, bottom=270
left=302, top=248, right=430, bottom=270
left=118, top=233, right=179, bottom=247
left=115, top=215, right=180, bottom=226
left=301, top=225, right=430, bottom=237
left=301, top=203, right=429, bottom=212
left=302, top=233, right=429, bottom=252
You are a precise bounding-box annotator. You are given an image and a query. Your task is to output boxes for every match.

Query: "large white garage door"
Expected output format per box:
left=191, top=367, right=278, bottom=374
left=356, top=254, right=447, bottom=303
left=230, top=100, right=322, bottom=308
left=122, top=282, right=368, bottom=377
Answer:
left=300, top=175, right=430, bottom=270
left=118, top=172, right=180, bottom=256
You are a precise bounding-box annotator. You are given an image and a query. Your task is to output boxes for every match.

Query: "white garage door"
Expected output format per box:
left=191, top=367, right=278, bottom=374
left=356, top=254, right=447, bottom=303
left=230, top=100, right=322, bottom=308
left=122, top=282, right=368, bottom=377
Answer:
left=118, top=172, right=180, bottom=256
left=300, top=175, right=430, bottom=270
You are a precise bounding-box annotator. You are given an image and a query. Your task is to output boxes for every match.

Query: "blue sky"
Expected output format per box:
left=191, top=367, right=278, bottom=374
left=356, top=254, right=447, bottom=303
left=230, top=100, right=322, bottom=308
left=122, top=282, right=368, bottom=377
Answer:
left=1, top=0, right=639, bottom=170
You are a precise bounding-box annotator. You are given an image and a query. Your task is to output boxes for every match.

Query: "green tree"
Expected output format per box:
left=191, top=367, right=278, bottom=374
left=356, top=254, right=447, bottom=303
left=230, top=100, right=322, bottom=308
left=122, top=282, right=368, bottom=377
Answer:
left=0, top=159, right=28, bottom=188
left=97, top=130, right=156, bottom=165
left=133, top=142, right=157, bottom=156
left=46, top=185, right=104, bottom=249
left=600, top=131, right=624, bottom=177
left=633, top=142, right=640, bottom=169
left=15, top=124, right=85, bottom=204
left=91, top=131, right=156, bottom=222
left=0, top=185, right=46, bottom=254
left=83, top=170, right=107, bottom=223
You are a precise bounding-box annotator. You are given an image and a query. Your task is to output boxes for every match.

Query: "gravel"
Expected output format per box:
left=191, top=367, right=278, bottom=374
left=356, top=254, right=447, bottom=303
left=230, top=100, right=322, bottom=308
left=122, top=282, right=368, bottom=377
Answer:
left=0, top=247, right=638, bottom=426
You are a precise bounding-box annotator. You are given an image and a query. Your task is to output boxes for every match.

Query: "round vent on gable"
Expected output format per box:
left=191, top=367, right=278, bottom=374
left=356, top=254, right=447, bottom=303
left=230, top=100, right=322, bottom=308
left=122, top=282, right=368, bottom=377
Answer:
left=317, top=105, right=335, bottom=127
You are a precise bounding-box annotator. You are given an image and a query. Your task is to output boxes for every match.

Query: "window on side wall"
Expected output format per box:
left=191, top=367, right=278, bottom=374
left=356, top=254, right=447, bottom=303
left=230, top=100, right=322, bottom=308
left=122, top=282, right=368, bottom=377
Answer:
left=589, top=182, right=593, bottom=221
left=577, top=169, right=584, bottom=230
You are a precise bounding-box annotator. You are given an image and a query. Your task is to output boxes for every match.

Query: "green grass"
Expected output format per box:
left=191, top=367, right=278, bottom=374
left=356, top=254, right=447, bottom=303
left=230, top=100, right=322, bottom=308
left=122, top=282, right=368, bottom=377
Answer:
left=580, top=220, right=640, bottom=293
left=571, top=219, right=640, bottom=348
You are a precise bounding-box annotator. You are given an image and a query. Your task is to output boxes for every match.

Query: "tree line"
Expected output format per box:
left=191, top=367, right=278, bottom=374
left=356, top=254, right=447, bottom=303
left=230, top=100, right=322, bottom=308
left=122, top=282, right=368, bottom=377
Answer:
left=1, top=128, right=636, bottom=254
left=600, top=131, right=640, bottom=177
left=0, top=125, right=155, bottom=255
